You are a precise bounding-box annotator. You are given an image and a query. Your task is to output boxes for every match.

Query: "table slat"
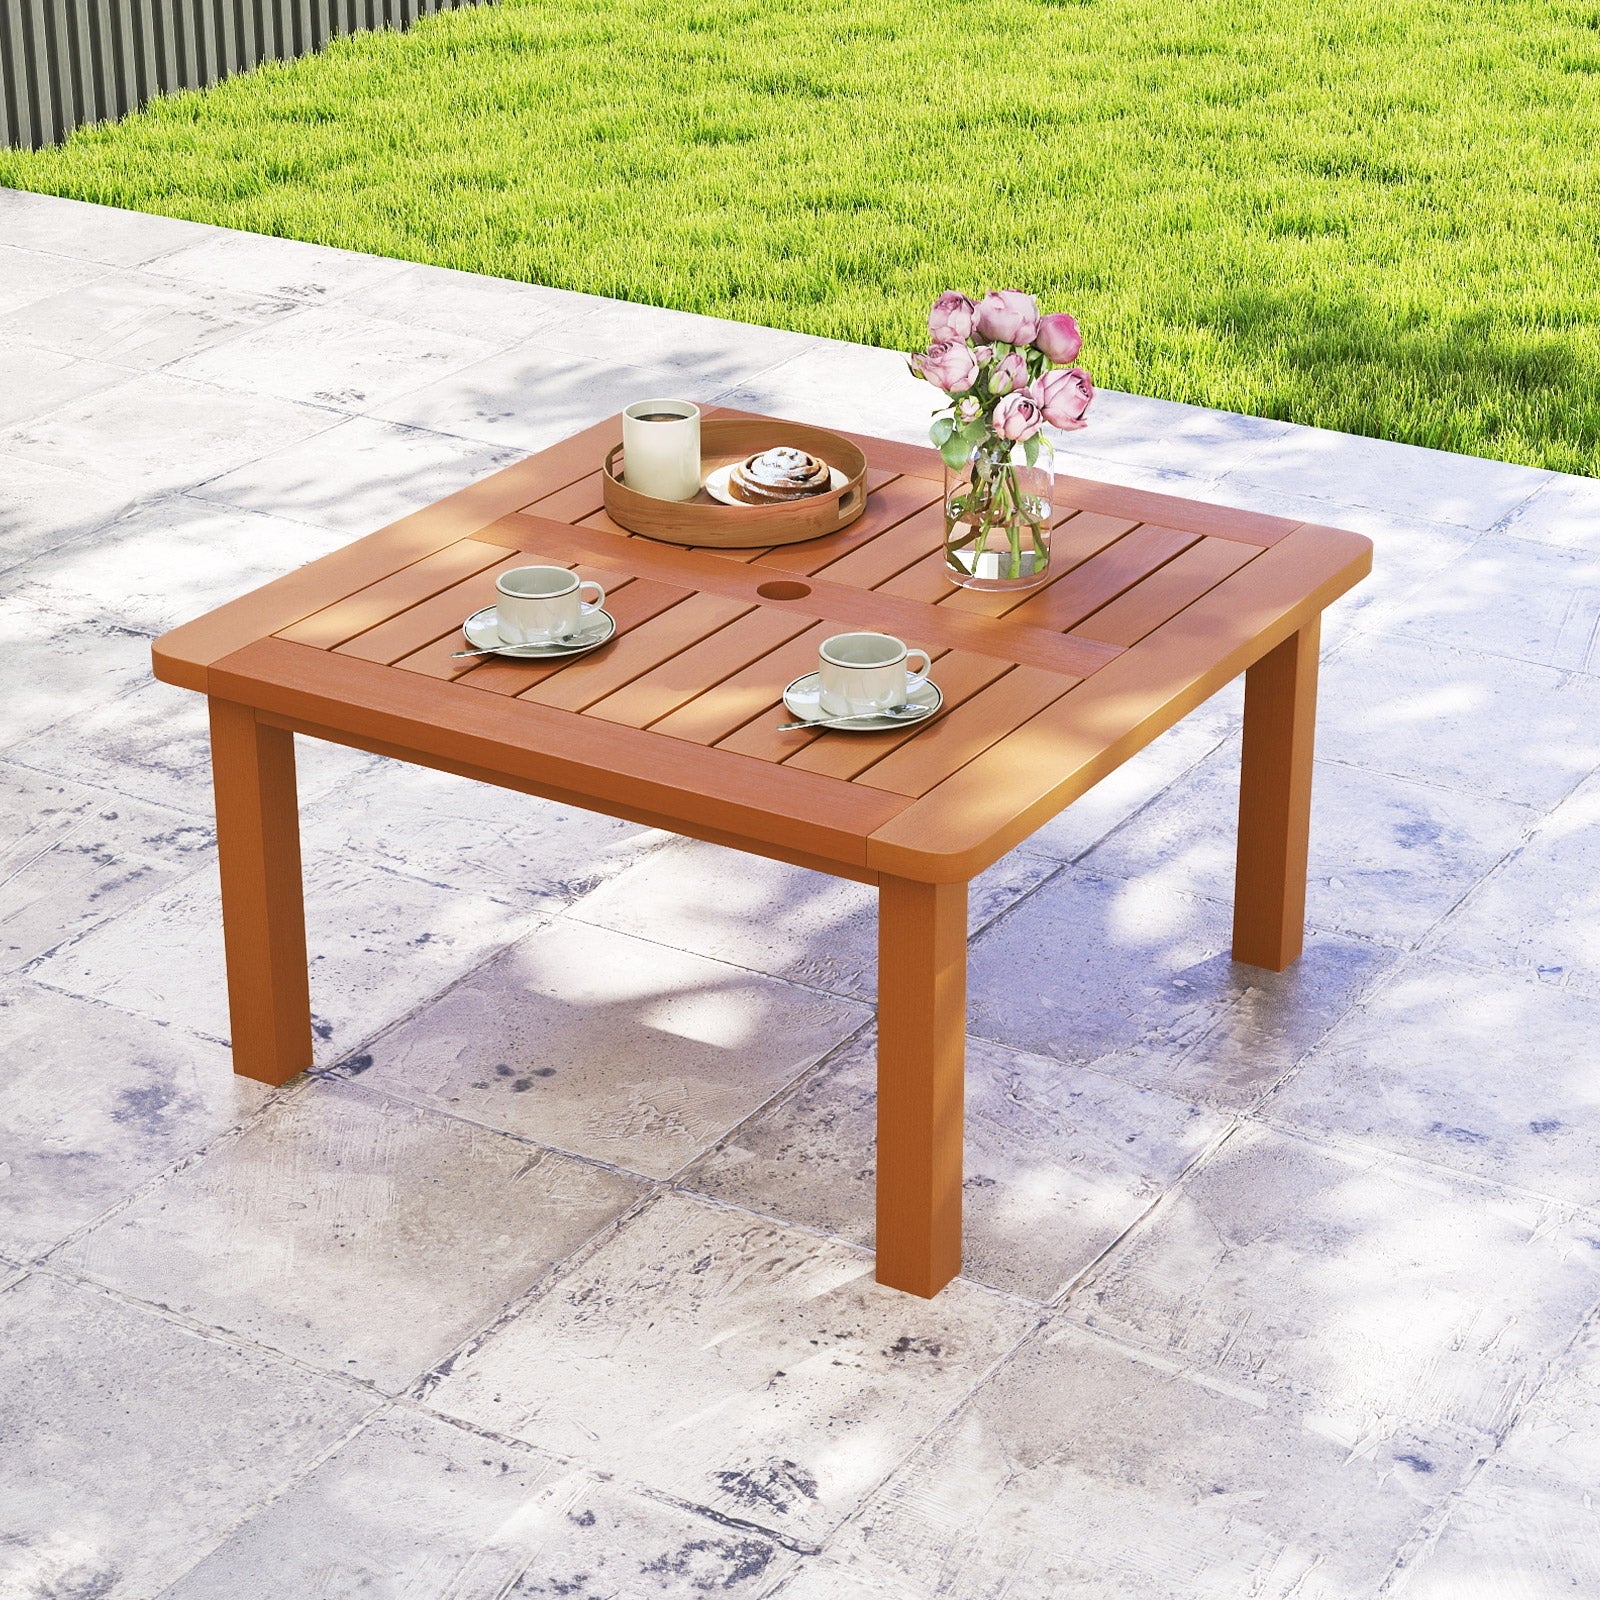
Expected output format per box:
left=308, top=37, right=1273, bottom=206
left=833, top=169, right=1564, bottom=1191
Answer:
left=645, top=622, right=840, bottom=746
left=1000, top=524, right=1198, bottom=634
left=1071, top=536, right=1257, bottom=647
left=277, top=539, right=510, bottom=649
left=811, top=504, right=944, bottom=591
left=853, top=665, right=1081, bottom=797
left=585, top=606, right=821, bottom=729
left=519, top=591, right=754, bottom=712
left=751, top=475, right=944, bottom=576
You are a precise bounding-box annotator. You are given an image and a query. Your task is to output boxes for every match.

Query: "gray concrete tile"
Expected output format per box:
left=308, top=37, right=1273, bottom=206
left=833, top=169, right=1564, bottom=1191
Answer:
left=1024, top=678, right=1243, bottom=862
left=1166, top=479, right=1482, bottom=645
left=1066, top=1122, right=1600, bottom=1439
left=193, top=413, right=522, bottom=538
left=567, top=835, right=1058, bottom=1002
left=1492, top=468, right=1600, bottom=553
left=8, top=673, right=370, bottom=816
left=350, top=918, right=868, bottom=1179
left=35, top=847, right=546, bottom=1062
left=1265, top=958, right=1600, bottom=1209
left=0, top=766, right=211, bottom=974
left=1047, top=389, right=1296, bottom=482
left=0, top=453, right=142, bottom=575
left=60, top=1078, right=645, bottom=1391
left=162, top=1407, right=792, bottom=1598
left=144, top=227, right=413, bottom=302
left=1367, top=533, right=1600, bottom=674
left=804, top=1321, right=1476, bottom=1600
left=966, top=866, right=1397, bottom=1109
left=0, top=370, right=343, bottom=495
left=1083, top=749, right=1533, bottom=947
left=541, top=297, right=818, bottom=379
left=0, top=241, right=109, bottom=315
left=368, top=345, right=710, bottom=451
left=302, top=760, right=663, bottom=914
left=0, top=980, right=267, bottom=1258
left=0, top=336, right=131, bottom=429
left=1394, top=1317, right=1600, bottom=1596
left=0, top=267, right=300, bottom=369
left=0, top=592, right=159, bottom=746
left=713, top=339, right=934, bottom=446
left=1394, top=1470, right=1600, bottom=1599
left=426, top=1189, right=1039, bottom=1545
left=1217, top=426, right=1551, bottom=531
left=12, top=493, right=348, bottom=635
left=169, top=304, right=508, bottom=410
left=0, top=188, right=225, bottom=266
left=683, top=1030, right=1227, bottom=1303
left=1318, top=631, right=1600, bottom=808
left=1426, top=767, right=1600, bottom=993
left=0, top=1269, right=374, bottom=1598
left=354, top=259, right=585, bottom=342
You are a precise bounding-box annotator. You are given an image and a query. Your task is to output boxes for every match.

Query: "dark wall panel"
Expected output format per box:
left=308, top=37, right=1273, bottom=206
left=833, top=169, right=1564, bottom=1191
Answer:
left=0, top=0, right=491, bottom=147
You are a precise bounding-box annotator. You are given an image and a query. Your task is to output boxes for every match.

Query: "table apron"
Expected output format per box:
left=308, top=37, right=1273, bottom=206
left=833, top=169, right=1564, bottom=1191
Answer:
left=253, top=709, right=884, bottom=886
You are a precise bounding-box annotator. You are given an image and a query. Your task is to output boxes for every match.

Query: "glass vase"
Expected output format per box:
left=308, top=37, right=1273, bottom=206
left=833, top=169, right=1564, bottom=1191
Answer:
left=943, top=434, right=1054, bottom=590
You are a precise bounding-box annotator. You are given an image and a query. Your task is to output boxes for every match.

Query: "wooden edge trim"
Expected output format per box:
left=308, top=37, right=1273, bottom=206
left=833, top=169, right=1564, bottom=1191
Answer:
left=481, top=513, right=1123, bottom=680
left=209, top=637, right=905, bottom=868
left=149, top=415, right=636, bottom=691
left=864, top=525, right=1374, bottom=880
left=254, top=712, right=881, bottom=885
left=1054, top=473, right=1305, bottom=547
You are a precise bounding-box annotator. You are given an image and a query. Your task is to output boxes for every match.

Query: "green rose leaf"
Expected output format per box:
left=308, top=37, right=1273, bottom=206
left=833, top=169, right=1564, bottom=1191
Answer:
left=930, top=416, right=955, bottom=447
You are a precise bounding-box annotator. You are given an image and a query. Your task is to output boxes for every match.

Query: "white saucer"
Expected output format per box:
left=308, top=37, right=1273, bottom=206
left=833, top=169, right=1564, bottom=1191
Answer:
left=704, top=462, right=848, bottom=507
left=782, top=672, right=943, bottom=731
left=462, top=605, right=616, bottom=659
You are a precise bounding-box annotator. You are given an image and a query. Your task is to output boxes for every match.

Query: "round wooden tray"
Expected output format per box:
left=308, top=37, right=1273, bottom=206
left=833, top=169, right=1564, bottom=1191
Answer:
left=602, top=419, right=868, bottom=548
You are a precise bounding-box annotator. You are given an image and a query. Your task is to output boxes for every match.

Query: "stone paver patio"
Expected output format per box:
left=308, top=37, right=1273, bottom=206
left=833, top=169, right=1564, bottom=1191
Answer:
left=4, top=186, right=1600, bottom=1597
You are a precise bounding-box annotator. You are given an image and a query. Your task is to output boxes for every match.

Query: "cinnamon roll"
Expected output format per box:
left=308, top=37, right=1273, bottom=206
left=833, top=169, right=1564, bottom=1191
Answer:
left=727, top=447, right=833, bottom=504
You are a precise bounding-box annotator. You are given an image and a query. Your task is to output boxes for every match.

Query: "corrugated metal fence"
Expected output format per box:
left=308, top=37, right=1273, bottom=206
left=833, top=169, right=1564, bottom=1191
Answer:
left=0, top=0, right=492, bottom=149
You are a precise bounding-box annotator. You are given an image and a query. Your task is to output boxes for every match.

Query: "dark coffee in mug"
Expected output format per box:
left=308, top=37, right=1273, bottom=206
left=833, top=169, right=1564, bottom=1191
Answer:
left=632, top=411, right=686, bottom=422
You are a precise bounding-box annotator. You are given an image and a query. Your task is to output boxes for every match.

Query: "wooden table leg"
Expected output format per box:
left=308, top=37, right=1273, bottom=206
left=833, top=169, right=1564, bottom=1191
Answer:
left=876, top=875, right=967, bottom=1297
left=1232, top=617, right=1320, bottom=972
left=209, top=698, right=312, bottom=1085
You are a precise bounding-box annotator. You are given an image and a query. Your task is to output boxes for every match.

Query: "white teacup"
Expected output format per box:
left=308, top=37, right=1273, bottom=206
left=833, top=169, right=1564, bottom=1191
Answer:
left=818, top=632, right=931, bottom=717
left=495, top=566, right=606, bottom=646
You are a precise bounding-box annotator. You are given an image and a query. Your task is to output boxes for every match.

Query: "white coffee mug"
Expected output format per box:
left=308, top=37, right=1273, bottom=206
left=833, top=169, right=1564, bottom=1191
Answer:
left=495, top=566, right=605, bottom=645
left=622, top=399, right=701, bottom=502
left=818, top=632, right=931, bottom=717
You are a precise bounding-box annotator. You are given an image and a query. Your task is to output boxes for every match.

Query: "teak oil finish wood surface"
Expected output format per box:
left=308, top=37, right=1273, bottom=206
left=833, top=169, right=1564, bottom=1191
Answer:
left=152, top=407, right=1371, bottom=1298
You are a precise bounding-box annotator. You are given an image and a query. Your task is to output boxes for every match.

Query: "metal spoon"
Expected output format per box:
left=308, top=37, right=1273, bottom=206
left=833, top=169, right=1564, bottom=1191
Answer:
left=777, top=703, right=935, bottom=732
left=451, top=630, right=602, bottom=659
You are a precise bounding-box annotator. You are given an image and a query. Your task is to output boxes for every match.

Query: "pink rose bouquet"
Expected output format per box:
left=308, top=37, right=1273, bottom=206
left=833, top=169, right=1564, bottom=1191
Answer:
left=907, top=288, right=1094, bottom=585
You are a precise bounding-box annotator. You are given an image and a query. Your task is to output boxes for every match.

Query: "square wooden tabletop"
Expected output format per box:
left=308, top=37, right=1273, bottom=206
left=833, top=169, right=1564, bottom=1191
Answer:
left=152, top=407, right=1372, bottom=885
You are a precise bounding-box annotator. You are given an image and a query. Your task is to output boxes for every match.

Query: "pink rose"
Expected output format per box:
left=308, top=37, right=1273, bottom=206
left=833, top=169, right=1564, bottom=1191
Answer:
left=988, top=350, right=1029, bottom=396
left=975, top=289, right=1040, bottom=346
left=1029, top=367, right=1094, bottom=430
left=928, top=291, right=977, bottom=344
left=911, top=339, right=979, bottom=394
left=971, top=344, right=994, bottom=366
left=1033, top=312, right=1083, bottom=365
left=993, top=392, right=1045, bottom=442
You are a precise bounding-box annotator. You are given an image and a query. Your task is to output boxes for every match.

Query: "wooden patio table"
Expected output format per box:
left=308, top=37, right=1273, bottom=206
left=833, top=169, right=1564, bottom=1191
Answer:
left=151, top=408, right=1370, bottom=1298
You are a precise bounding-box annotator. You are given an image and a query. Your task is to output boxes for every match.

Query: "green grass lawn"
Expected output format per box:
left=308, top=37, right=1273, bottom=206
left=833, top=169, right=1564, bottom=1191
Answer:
left=5, top=0, right=1599, bottom=474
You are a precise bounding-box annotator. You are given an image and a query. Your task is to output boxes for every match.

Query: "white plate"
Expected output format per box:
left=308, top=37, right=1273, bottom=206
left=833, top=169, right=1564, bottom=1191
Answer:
left=782, top=671, right=943, bottom=732
left=462, top=605, right=616, bottom=660
left=704, top=462, right=848, bottom=507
